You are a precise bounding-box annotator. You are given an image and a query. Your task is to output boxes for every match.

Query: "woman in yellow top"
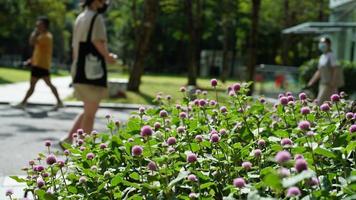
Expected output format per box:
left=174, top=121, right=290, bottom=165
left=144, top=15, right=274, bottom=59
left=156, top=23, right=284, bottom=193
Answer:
left=15, top=16, right=63, bottom=109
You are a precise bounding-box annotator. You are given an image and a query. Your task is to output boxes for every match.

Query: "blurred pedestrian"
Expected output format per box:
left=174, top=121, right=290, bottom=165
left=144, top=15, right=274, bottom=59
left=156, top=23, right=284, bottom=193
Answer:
left=60, top=0, right=116, bottom=148
left=14, top=16, right=63, bottom=109
left=307, top=37, right=344, bottom=105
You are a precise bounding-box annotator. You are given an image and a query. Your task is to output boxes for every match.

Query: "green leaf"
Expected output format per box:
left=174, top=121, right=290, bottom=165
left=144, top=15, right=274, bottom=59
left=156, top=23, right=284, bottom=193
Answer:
left=129, top=172, right=140, bottom=181
left=111, top=174, right=123, bottom=186
left=168, top=170, right=189, bottom=188
left=282, top=170, right=315, bottom=188
left=314, top=147, right=337, bottom=159
left=262, top=172, right=282, bottom=190
left=68, top=186, right=78, bottom=193
left=273, top=130, right=289, bottom=138
left=10, top=176, right=26, bottom=183
left=200, top=182, right=215, bottom=189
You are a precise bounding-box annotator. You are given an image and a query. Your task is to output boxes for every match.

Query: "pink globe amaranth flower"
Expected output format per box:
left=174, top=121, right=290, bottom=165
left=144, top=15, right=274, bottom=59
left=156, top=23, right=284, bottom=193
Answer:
left=199, top=99, right=207, bottom=107
left=298, top=120, right=311, bottom=131
left=72, top=133, right=78, bottom=139
left=220, top=106, right=227, bottom=113
left=281, top=138, right=293, bottom=146
left=105, top=114, right=111, bottom=119
left=44, top=140, right=52, bottom=147
left=286, top=186, right=301, bottom=197
left=258, top=139, right=266, bottom=148
left=188, top=174, right=198, bottom=182
left=57, top=160, right=65, bottom=168
left=219, top=129, right=227, bottom=135
left=330, top=94, right=340, bottom=102
left=91, top=165, right=98, bottom=171
left=167, top=146, right=175, bottom=153
left=159, top=110, right=168, bottom=118
left=287, top=96, right=295, bottom=102
left=166, top=95, right=172, bottom=100
left=278, top=93, right=284, bottom=99
left=301, top=107, right=310, bottom=115
left=179, top=112, right=187, bottom=119
left=37, top=178, right=45, bottom=188
left=180, top=86, right=186, bottom=92
left=279, top=96, right=288, bottom=105
left=306, top=131, right=316, bottom=137
left=229, top=90, right=236, bottom=97
left=210, top=134, right=220, bottom=143
left=80, top=146, right=86, bottom=151
left=202, top=91, right=208, bottom=95
left=140, top=125, right=153, bottom=137
left=91, top=130, right=98, bottom=137
left=195, top=89, right=201, bottom=95
left=34, top=165, right=44, bottom=172
left=320, top=103, right=330, bottom=111
left=46, top=155, right=57, bottom=165
left=100, top=143, right=108, bottom=149
left=227, top=86, right=232, bottom=92
left=350, top=125, right=356, bottom=133
left=275, top=151, right=291, bottom=164
left=286, top=91, right=292, bottom=96
left=167, top=137, right=177, bottom=145
left=177, top=126, right=185, bottom=133
left=86, top=153, right=95, bottom=160
left=115, top=120, right=120, bottom=127
left=63, top=150, right=70, bottom=156
left=299, top=92, right=307, bottom=100
left=211, top=78, right=218, bottom=87
left=233, top=83, right=241, bottom=92
left=278, top=167, right=290, bottom=178
left=5, top=189, right=13, bottom=196
left=241, top=161, right=252, bottom=170
left=340, top=91, right=346, bottom=98
left=79, top=176, right=87, bottom=184
left=294, top=154, right=304, bottom=160
left=147, top=161, right=157, bottom=171
left=42, top=172, right=49, bottom=178
left=210, top=100, right=217, bottom=106
left=29, top=160, right=35, bottom=166
left=260, top=98, right=266, bottom=103
left=233, top=177, right=246, bottom=188
left=154, top=122, right=161, bottom=130
left=176, top=104, right=182, bottom=110
left=295, top=159, right=308, bottom=173
left=193, top=99, right=199, bottom=106
left=132, top=145, right=143, bottom=156
left=77, top=129, right=84, bottom=136
left=307, top=177, right=320, bottom=186
left=189, top=192, right=199, bottom=199
left=139, top=106, right=145, bottom=114
left=346, top=112, right=354, bottom=120
left=253, top=149, right=262, bottom=157
left=156, top=95, right=162, bottom=101
left=195, top=135, right=203, bottom=142
left=187, top=153, right=197, bottom=163
left=210, top=130, right=218, bottom=135
left=77, top=139, right=84, bottom=146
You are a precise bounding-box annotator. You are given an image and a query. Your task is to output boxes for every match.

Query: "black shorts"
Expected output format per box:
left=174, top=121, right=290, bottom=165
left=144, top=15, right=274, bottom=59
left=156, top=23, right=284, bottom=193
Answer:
left=31, top=66, right=50, bottom=78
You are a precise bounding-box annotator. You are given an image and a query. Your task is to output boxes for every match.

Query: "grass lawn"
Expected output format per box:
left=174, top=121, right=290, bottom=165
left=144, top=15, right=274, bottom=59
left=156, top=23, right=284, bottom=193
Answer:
left=0, top=67, right=69, bottom=84
left=66, top=72, right=239, bottom=105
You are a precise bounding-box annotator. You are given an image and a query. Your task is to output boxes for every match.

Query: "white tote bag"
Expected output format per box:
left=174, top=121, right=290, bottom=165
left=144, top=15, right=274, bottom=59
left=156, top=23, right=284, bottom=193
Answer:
left=84, top=53, right=104, bottom=80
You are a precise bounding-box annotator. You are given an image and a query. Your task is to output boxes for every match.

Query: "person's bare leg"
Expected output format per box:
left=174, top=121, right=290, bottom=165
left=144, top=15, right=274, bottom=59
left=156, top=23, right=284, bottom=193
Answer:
left=21, top=76, right=39, bottom=104
left=82, top=101, right=100, bottom=134
left=43, top=76, right=62, bottom=104
left=66, top=112, right=84, bottom=141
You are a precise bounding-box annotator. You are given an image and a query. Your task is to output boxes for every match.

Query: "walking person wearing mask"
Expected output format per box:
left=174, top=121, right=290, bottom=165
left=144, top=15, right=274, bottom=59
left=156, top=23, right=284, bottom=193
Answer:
left=307, top=37, right=344, bottom=105
left=60, top=0, right=116, bottom=148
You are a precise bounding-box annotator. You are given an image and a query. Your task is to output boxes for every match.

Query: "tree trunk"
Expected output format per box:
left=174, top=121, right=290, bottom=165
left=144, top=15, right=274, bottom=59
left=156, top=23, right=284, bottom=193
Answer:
left=281, top=0, right=290, bottom=65
left=127, top=0, right=159, bottom=92
left=246, top=0, right=261, bottom=95
left=221, top=0, right=235, bottom=83
left=184, top=0, right=198, bottom=86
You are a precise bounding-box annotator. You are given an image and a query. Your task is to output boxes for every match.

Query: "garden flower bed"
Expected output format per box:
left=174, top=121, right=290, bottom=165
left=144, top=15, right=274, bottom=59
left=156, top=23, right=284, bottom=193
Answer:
left=8, top=79, right=356, bottom=200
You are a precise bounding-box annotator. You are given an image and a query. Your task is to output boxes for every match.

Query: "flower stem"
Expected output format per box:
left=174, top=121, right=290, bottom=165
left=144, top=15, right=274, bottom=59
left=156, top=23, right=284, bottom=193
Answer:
left=60, top=168, right=69, bottom=192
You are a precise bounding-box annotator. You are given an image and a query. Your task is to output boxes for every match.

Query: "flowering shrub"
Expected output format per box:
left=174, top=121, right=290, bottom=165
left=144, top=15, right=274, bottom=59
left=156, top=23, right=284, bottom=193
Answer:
left=10, top=80, right=356, bottom=200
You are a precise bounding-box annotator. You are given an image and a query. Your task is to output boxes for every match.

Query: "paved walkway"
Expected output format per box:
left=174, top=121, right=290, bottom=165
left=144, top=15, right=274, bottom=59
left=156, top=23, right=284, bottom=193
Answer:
left=0, top=76, right=73, bottom=105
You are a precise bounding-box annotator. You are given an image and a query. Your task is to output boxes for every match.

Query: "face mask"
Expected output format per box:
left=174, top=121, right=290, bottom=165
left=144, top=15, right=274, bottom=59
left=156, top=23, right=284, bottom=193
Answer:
left=97, top=2, right=109, bottom=14
left=318, top=42, right=327, bottom=52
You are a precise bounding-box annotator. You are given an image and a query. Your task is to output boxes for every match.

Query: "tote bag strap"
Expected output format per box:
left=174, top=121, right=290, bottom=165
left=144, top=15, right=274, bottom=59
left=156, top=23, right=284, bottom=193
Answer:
left=86, top=13, right=99, bottom=43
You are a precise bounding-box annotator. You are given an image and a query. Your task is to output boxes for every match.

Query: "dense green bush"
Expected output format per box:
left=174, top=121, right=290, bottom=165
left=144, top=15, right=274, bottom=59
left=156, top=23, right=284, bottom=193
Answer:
left=299, top=59, right=356, bottom=96
left=9, top=80, right=356, bottom=200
